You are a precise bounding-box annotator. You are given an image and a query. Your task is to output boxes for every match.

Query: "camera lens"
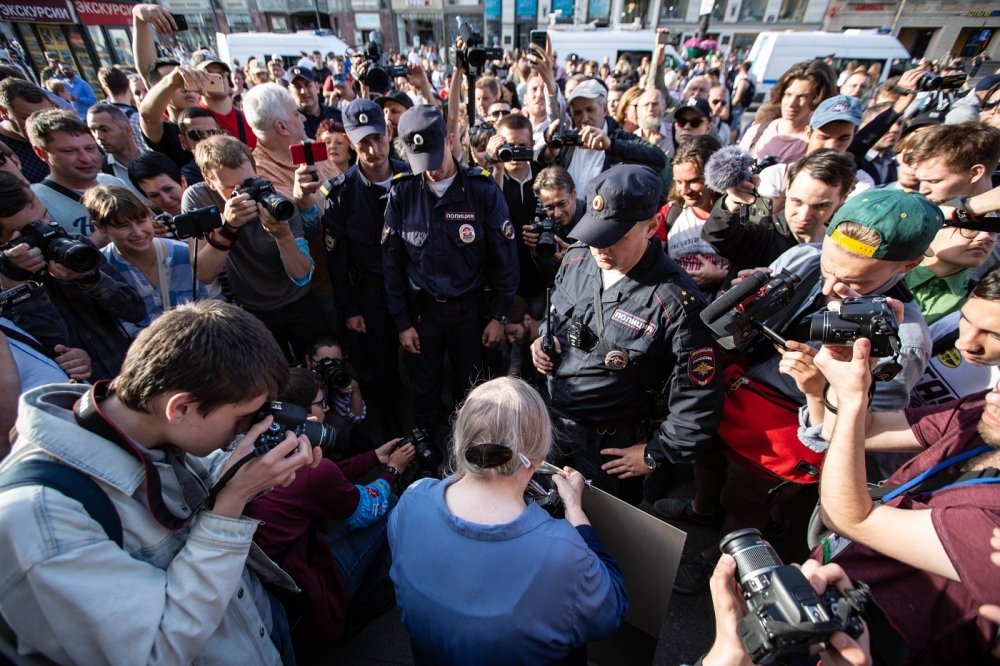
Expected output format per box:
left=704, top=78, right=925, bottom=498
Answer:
left=497, top=144, right=513, bottom=162
left=295, top=421, right=336, bottom=449
left=536, top=232, right=556, bottom=258
left=48, top=238, right=101, bottom=273
left=720, top=528, right=783, bottom=586
left=261, top=192, right=296, bottom=221
left=364, top=66, right=389, bottom=93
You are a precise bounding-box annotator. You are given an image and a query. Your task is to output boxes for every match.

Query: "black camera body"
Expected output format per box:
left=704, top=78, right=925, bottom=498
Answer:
left=358, top=32, right=408, bottom=92
left=530, top=202, right=562, bottom=259
left=0, top=221, right=101, bottom=275
left=315, top=356, right=352, bottom=392
left=916, top=72, right=966, bottom=92
left=721, top=528, right=869, bottom=665
left=234, top=177, right=295, bottom=222
left=809, top=296, right=900, bottom=358
left=171, top=205, right=222, bottom=239
left=548, top=127, right=582, bottom=148
left=701, top=270, right=801, bottom=351
left=252, top=400, right=336, bottom=455
left=402, top=427, right=442, bottom=473
left=451, top=23, right=503, bottom=71
left=497, top=144, right=533, bottom=162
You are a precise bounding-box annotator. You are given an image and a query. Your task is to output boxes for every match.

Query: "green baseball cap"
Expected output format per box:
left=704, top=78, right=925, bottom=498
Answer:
left=826, top=189, right=943, bottom=261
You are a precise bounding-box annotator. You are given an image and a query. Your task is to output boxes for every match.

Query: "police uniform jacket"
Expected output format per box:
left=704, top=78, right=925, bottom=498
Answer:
left=542, top=240, right=723, bottom=463
left=382, top=161, right=520, bottom=332
left=302, top=104, right=341, bottom=140
left=322, top=159, right=409, bottom=319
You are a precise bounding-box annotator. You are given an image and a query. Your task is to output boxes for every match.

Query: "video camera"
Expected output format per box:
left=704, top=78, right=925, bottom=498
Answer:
left=356, top=31, right=408, bottom=92
left=0, top=221, right=101, bottom=275
left=700, top=270, right=801, bottom=351
left=234, top=177, right=295, bottom=222
left=401, top=427, right=442, bottom=473
left=809, top=296, right=900, bottom=358
left=497, top=143, right=533, bottom=162
left=548, top=127, right=582, bottom=148
left=251, top=400, right=336, bottom=456
left=529, top=201, right=561, bottom=259
left=0, top=281, right=33, bottom=313
left=450, top=22, right=502, bottom=72
left=721, top=528, right=870, bottom=665
left=166, top=205, right=222, bottom=240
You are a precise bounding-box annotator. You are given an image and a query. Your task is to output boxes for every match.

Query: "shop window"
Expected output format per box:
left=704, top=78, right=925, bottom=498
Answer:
left=777, top=0, right=807, bottom=22
left=739, top=0, right=766, bottom=21
left=659, top=0, right=688, bottom=21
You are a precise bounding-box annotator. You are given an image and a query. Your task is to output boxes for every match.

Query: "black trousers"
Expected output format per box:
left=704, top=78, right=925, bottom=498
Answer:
left=246, top=292, right=328, bottom=362
left=550, top=414, right=648, bottom=506
left=346, top=282, right=403, bottom=436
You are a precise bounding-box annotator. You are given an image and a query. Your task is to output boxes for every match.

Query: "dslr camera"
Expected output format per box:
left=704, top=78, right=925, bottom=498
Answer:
left=496, top=143, right=533, bottom=162
left=315, top=356, right=352, bottom=392
left=251, top=400, right=336, bottom=456
left=548, top=127, right=582, bottom=148
left=701, top=270, right=802, bottom=351
left=916, top=71, right=966, bottom=92
left=402, top=427, right=443, bottom=473
left=721, top=528, right=870, bottom=665
left=234, top=177, right=295, bottom=222
left=809, top=296, right=900, bottom=358
left=169, top=205, right=222, bottom=240
left=450, top=22, right=502, bottom=71
left=0, top=221, right=100, bottom=275
left=529, top=201, right=561, bottom=258
left=357, top=31, right=408, bottom=92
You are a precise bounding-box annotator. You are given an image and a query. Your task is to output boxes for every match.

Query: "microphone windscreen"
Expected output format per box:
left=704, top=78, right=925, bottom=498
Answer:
left=700, top=271, right=770, bottom=325
left=704, top=145, right=756, bottom=194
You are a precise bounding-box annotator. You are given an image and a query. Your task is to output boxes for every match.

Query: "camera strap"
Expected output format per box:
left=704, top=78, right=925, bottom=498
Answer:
left=39, top=178, right=82, bottom=204
left=73, top=382, right=195, bottom=531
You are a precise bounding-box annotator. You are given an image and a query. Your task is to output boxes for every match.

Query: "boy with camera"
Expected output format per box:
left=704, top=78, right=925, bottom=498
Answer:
left=304, top=333, right=367, bottom=453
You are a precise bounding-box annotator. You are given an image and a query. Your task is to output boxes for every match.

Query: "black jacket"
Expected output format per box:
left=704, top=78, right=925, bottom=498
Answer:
left=550, top=116, right=667, bottom=174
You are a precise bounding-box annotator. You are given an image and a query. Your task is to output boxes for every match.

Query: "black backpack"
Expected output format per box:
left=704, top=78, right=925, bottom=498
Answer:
left=738, top=77, right=756, bottom=108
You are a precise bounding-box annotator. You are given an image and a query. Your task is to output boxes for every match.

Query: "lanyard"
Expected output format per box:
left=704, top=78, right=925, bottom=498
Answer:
left=878, top=443, right=995, bottom=503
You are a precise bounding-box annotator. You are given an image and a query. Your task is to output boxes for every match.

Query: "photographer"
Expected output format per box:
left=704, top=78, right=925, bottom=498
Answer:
left=0, top=173, right=145, bottom=381
left=812, top=333, right=1000, bottom=664
left=0, top=301, right=320, bottom=664
left=247, top=367, right=414, bottom=656
left=524, top=166, right=583, bottom=277
left=676, top=190, right=940, bottom=594
left=303, top=333, right=366, bottom=450
left=539, top=79, right=666, bottom=189
left=185, top=135, right=318, bottom=360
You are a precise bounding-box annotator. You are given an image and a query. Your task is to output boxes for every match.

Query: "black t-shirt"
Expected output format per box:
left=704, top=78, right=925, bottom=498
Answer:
left=142, top=120, right=193, bottom=169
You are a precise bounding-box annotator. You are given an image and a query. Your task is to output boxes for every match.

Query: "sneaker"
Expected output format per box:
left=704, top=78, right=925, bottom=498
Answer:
left=653, top=498, right=716, bottom=526
left=673, top=552, right=714, bottom=594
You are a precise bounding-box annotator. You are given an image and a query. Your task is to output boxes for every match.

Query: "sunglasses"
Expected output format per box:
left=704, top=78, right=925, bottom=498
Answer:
left=675, top=116, right=705, bottom=129
left=489, top=108, right=511, bottom=118
left=184, top=128, right=228, bottom=141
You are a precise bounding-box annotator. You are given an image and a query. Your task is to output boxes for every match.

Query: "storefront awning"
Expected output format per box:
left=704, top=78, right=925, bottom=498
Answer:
left=73, top=0, right=133, bottom=25
left=0, top=0, right=73, bottom=23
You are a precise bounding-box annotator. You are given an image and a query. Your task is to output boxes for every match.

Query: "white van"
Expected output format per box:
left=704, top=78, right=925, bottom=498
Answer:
left=215, top=31, right=350, bottom=69
left=747, top=30, right=910, bottom=100
left=547, top=29, right=684, bottom=71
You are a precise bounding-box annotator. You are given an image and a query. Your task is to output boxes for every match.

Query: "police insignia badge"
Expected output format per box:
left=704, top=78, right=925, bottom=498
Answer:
left=459, top=224, right=476, bottom=243
left=501, top=220, right=515, bottom=240
left=689, top=346, right=716, bottom=386
left=936, top=347, right=961, bottom=369
left=592, top=195, right=605, bottom=211
left=324, top=234, right=336, bottom=252
left=604, top=350, right=629, bottom=370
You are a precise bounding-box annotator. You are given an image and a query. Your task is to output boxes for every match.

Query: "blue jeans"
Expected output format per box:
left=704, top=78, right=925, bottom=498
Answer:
left=325, top=493, right=399, bottom=597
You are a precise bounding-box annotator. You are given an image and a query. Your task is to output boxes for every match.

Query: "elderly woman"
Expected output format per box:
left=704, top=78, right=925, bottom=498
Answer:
left=388, top=377, right=628, bottom=666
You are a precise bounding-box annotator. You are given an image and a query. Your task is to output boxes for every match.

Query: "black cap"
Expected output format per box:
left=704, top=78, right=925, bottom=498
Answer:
left=285, top=66, right=314, bottom=84
left=344, top=99, right=386, bottom=144
left=398, top=105, right=447, bottom=173
left=567, top=53, right=581, bottom=62
left=572, top=165, right=661, bottom=248
left=376, top=89, right=414, bottom=110
left=675, top=97, right=712, bottom=120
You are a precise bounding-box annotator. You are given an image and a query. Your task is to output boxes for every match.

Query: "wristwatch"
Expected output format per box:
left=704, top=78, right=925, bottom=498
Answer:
left=493, top=315, right=509, bottom=325
left=643, top=447, right=659, bottom=470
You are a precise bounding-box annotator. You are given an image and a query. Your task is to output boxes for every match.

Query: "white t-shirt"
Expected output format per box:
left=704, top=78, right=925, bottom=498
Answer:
left=666, top=205, right=730, bottom=274
left=32, top=173, right=128, bottom=237
left=909, top=310, right=1000, bottom=406
left=566, top=120, right=609, bottom=192
left=427, top=172, right=457, bottom=198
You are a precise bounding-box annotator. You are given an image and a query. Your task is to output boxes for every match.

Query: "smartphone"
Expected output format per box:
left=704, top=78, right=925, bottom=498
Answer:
left=529, top=30, right=547, bottom=51
left=290, top=140, right=329, bottom=166
left=171, top=13, right=189, bottom=31
left=656, top=30, right=670, bottom=45
left=204, top=72, right=226, bottom=95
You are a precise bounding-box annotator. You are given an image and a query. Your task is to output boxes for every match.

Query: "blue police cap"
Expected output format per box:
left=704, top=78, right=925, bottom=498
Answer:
left=398, top=104, right=447, bottom=173
left=572, top=165, right=662, bottom=248
left=344, top=98, right=386, bottom=144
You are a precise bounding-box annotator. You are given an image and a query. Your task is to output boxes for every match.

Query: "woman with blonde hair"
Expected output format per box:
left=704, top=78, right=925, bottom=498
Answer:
left=613, top=84, right=643, bottom=133
left=388, top=377, right=628, bottom=666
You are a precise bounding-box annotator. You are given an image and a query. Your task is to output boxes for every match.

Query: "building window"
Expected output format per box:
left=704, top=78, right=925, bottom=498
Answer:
left=777, top=0, right=807, bottom=21
left=659, top=0, right=687, bottom=21
left=738, top=0, right=766, bottom=22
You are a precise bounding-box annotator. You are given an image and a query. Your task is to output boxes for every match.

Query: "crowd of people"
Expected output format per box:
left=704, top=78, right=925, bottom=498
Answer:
left=0, top=3, right=999, bottom=663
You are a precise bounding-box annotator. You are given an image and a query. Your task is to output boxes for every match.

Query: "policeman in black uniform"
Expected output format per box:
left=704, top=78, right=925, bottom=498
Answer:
left=286, top=66, right=342, bottom=140
left=382, top=105, right=519, bottom=431
left=323, top=98, right=410, bottom=437
left=530, top=164, right=724, bottom=505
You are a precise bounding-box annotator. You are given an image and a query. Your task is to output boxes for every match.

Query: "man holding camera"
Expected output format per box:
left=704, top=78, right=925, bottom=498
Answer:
left=530, top=164, right=723, bottom=505
left=324, top=99, right=409, bottom=437
left=382, top=105, right=519, bottom=433
left=0, top=300, right=321, bottom=664
left=675, top=189, right=941, bottom=593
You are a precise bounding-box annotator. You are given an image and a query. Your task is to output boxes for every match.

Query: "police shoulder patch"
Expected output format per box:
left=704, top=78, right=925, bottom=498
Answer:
left=392, top=171, right=415, bottom=181
left=688, top=346, right=717, bottom=387
left=501, top=220, right=515, bottom=240
left=320, top=173, right=346, bottom=199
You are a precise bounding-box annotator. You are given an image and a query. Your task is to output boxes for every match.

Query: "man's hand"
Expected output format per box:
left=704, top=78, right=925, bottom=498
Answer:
left=812, top=339, right=874, bottom=407
left=388, top=443, right=416, bottom=471
left=799, top=560, right=872, bottom=666
left=292, top=164, right=322, bottom=208
left=527, top=42, right=557, bottom=92
left=47, top=261, right=92, bottom=282
left=346, top=315, right=367, bottom=334
left=687, top=254, right=727, bottom=288
left=53, top=344, right=91, bottom=381
left=529, top=335, right=560, bottom=374
left=2, top=242, right=45, bottom=274
left=579, top=125, right=612, bottom=151
left=374, top=437, right=402, bottom=463
left=777, top=340, right=824, bottom=398
left=399, top=327, right=420, bottom=354
left=483, top=134, right=506, bottom=164
left=482, top=318, right=503, bottom=348
left=167, top=65, right=211, bottom=95
left=724, top=179, right=757, bottom=212
left=552, top=236, right=571, bottom=263
left=731, top=266, right=770, bottom=288
left=600, top=442, right=653, bottom=479
left=222, top=192, right=258, bottom=229
left=521, top=224, right=540, bottom=248
left=258, top=204, right=293, bottom=241
left=132, top=3, right=177, bottom=33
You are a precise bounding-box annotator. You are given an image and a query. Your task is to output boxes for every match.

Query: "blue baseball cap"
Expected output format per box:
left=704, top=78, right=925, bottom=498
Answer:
left=398, top=105, right=447, bottom=173
left=343, top=99, right=386, bottom=144
left=810, top=94, right=863, bottom=129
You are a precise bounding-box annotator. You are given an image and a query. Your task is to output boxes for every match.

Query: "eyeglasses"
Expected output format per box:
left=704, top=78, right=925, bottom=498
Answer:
left=311, top=397, right=328, bottom=410
left=708, top=99, right=725, bottom=106
left=489, top=108, right=511, bottom=118
left=949, top=225, right=999, bottom=240
left=184, top=128, right=228, bottom=141
left=675, top=116, right=705, bottom=129
left=541, top=198, right=570, bottom=213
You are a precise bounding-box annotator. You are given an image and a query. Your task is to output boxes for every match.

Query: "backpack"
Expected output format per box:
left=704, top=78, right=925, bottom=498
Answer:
left=737, top=77, right=756, bottom=108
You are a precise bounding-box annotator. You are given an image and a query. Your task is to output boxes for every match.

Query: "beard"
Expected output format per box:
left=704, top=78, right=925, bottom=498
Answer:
left=639, top=116, right=662, bottom=132
left=977, top=405, right=1000, bottom=448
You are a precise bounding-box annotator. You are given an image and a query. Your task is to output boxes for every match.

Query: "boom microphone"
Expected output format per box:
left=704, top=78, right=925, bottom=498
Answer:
left=700, top=271, right=770, bottom=325
left=704, top=145, right=756, bottom=194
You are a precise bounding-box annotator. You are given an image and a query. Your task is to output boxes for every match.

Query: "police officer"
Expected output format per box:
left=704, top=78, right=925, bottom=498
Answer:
left=382, top=105, right=519, bottom=431
left=530, top=164, right=723, bottom=505
left=286, top=65, right=341, bottom=140
left=323, top=98, right=410, bottom=437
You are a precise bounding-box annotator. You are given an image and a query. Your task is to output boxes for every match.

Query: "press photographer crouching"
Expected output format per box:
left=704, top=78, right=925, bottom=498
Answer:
left=675, top=190, right=941, bottom=594
left=388, top=377, right=628, bottom=665
left=303, top=333, right=367, bottom=455
left=246, top=367, right=415, bottom=658
left=0, top=172, right=145, bottom=380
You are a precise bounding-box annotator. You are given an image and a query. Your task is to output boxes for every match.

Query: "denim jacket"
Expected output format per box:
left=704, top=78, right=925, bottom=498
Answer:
left=0, top=384, right=289, bottom=665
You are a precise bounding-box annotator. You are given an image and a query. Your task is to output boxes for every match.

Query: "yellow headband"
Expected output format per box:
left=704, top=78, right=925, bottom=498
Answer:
left=829, top=227, right=877, bottom=258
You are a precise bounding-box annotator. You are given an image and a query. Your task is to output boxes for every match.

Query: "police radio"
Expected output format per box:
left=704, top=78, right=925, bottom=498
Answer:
left=542, top=287, right=561, bottom=371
